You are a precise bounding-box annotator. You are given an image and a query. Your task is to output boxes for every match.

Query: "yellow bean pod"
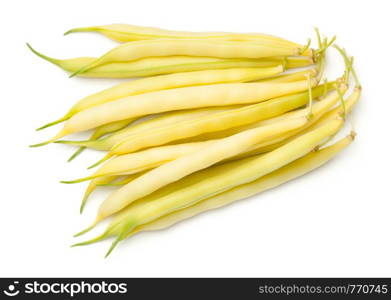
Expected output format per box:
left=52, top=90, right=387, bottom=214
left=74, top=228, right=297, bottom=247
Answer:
left=70, top=39, right=302, bottom=77
left=65, top=24, right=304, bottom=49
left=29, top=44, right=310, bottom=78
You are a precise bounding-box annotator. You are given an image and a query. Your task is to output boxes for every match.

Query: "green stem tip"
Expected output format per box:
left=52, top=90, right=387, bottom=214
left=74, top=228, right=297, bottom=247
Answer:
left=73, top=220, right=99, bottom=237
left=36, top=115, right=69, bottom=131
left=60, top=175, right=94, bottom=184
left=104, top=222, right=136, bottom=258
left=299, top=38, right=311, bottom=55
left=105, top=237, right=122, bottom=258
left=87, top=154, right=111, bottom=169
left=64, top=27, right=98, bottom=36
left=79, top=197, right=88, bottom=214
left=60, top=180, right=79, bottom=184
left=68, top=147, right=86, bottom=162
left=71, top=232, right=108, bottom=247
left=333, top=45, right=361, bottom=88
left=29, top=140, right=52, bottom=148
left=26, top=43, right=59, bottom=65
left=64, top=28, right=80, bottom=36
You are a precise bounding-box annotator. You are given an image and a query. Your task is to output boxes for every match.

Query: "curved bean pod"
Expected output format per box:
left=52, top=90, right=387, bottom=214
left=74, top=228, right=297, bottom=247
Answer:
left=69, top=39, right=302, bottom=77
left=65, top=23, right=304, bottom=49
left=29, top=43, right=309, bottom=78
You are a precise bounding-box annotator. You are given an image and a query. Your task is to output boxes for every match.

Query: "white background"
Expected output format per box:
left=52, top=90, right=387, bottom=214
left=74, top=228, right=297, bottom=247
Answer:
left=1, top=0, right=390, bottom=277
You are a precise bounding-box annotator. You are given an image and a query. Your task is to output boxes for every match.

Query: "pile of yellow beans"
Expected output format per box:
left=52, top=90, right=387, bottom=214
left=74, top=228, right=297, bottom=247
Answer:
left=29, top=24, right=361, bottom=257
